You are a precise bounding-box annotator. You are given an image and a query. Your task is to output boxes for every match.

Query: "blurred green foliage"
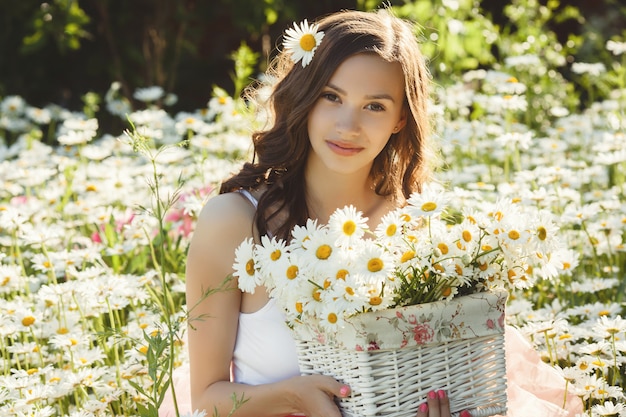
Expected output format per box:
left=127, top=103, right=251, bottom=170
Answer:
left=0, top=0, right=624, bottom=133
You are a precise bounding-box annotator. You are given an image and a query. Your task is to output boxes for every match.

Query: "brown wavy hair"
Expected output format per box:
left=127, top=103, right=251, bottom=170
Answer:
left=220, top=8, right=435, bottom=240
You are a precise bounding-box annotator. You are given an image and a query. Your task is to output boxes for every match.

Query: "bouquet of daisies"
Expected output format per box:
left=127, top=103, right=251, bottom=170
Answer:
left=233, top=184, right=567, bottom=334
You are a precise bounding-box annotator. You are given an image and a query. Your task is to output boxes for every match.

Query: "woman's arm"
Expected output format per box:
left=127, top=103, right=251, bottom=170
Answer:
left=185, top=193, right=346, bottom=417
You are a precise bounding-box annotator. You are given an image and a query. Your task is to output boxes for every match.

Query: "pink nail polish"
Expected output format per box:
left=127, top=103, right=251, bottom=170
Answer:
left=427, top=390, right=437, bottom=400
left=419, top=403, right=429, bottom=413
left=340, top=385, right=350, bottom=397
left=437, top=389, right=446, bottom=399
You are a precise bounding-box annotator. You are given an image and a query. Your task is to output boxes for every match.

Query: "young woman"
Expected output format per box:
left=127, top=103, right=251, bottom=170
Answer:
left=168, top=8, right=581, bottom=417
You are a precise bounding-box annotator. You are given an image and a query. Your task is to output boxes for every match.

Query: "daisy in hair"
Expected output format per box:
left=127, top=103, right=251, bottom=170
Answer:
left=327, top=205, right=368, bottom=248
left=282, top=19, right=325, bottom=68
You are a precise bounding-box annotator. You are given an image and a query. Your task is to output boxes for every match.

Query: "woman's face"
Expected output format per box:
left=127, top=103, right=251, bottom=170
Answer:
left=306, top=53, right=407, bottom=178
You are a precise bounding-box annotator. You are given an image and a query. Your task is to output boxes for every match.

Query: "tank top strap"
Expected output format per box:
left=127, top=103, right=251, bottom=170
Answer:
left=234, top=189, right=276, bottom=238
left=236, top=189, right=258, bottom=209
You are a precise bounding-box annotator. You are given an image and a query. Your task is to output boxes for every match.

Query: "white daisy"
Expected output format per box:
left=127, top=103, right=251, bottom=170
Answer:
left=328, top=205, right=368, bottom=248
left=232, top=238, right=260, bottom=294
left=282, top=19, right=325, bottom=68
left=133, top=86, right=164, bottom=102
left=406, top=183, right=449, bottom=218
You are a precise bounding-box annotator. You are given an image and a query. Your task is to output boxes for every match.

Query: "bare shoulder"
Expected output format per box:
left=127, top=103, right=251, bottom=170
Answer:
left=198, top=191, right=255, bottom=224
left=186, top=191, right=256, bottom=290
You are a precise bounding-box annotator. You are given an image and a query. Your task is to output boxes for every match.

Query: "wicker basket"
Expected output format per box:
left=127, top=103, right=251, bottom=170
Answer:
left=293, top=290, right=509, bottom=417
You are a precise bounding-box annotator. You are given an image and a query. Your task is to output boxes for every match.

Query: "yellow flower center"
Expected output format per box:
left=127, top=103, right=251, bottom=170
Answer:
left=441, top=286, right=452, bottom=297
left=345, top=286, right=355, bottom=296
left=286, top=265, right=298, bottom=280
left=245, top=259, right=255, bottom=276
left=299, top=34, right=317, bottom=52
left=57, top=327, right=69, bottom=335
left=400, top=250, right=415, bottom=263
left=437, top=243, right=449, bottom=255
left=316, top=244, right=332, bottom=260
left=421, top=202, right=437, bottom=212
left=295, top=302, right=303, bottom=313
left=462, top=230, right=472, bottom=242
left=369, top=296, right=383, bottom=306
left=508, top=230, right=520, bottom=240
left=270, top=249, right=282, bottom=261
left=537, top=226, right=547, bottom=241
left=386, top=224, right=397, bottom=236
left=336, top=269, right=349, bottom=280
left=343, top=220, right=357, bottom=236
left=312, top=289, right=322, bottom=302
left=367, top=258, right=383, bottom=272
left=326, top=313, right=338, bottom=324
left=22, top=316, right=36, bottom=326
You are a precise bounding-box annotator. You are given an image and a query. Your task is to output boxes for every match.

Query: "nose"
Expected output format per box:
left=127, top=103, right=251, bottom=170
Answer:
left=335, top=106, right=360, bottom=137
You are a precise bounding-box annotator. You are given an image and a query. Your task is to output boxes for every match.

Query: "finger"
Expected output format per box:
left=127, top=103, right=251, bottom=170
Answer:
left=436, top=390, right=451, bottom=417
left=427, top=390, right=441, bottom=417
left=415, top=402, right=429, bottom=417
left=310, top=374, right=351, bottom=399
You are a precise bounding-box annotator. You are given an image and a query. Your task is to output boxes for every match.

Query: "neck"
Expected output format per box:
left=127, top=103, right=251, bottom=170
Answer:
left=304, top=165, right=381, bottom=225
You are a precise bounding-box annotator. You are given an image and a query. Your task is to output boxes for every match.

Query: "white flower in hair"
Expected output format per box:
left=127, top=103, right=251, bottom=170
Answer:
left=282, top=19, right=325, bottom=68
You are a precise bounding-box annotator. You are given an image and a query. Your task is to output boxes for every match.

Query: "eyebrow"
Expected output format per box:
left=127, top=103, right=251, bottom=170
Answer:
left=327, top=83, right=397, bottom=103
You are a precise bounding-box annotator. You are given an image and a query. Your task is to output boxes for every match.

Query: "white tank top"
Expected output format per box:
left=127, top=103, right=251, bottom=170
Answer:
left=231, top=190, right=300, bottom=385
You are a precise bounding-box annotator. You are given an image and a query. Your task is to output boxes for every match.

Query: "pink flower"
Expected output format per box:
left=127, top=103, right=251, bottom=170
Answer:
left=486, top=319, right=495, bottom=329
left=367, top=341, right=380, bottom=351
left=498, top=312, right=505, bottom=329
left=91, top=231, right=102, bottom=243
left=413, top=323, right=434, bottom=345
left=408, top=314, right=417, bottom=325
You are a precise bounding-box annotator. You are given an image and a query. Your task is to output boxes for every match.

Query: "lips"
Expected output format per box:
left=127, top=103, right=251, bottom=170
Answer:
left=326, top=140, right=363, bottom=156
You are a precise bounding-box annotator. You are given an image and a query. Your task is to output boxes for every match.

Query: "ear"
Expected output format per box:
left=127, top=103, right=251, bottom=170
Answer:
left=393, top=110, right=408, bottom=133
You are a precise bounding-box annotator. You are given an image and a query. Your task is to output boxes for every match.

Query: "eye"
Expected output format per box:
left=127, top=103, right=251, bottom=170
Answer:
left=366, top=102, right=386, bottom=112
left=321, top=92, right=340, bottom=103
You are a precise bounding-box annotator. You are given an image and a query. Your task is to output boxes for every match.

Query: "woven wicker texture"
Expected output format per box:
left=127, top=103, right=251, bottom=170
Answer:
left=296, top=333, right=507, bottom=417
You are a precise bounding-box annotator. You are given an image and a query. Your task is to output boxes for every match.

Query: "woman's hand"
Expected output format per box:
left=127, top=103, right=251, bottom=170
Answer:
left=280, top=374, right=351, bottom=417
left=415, top=390, right=471, bottom=417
